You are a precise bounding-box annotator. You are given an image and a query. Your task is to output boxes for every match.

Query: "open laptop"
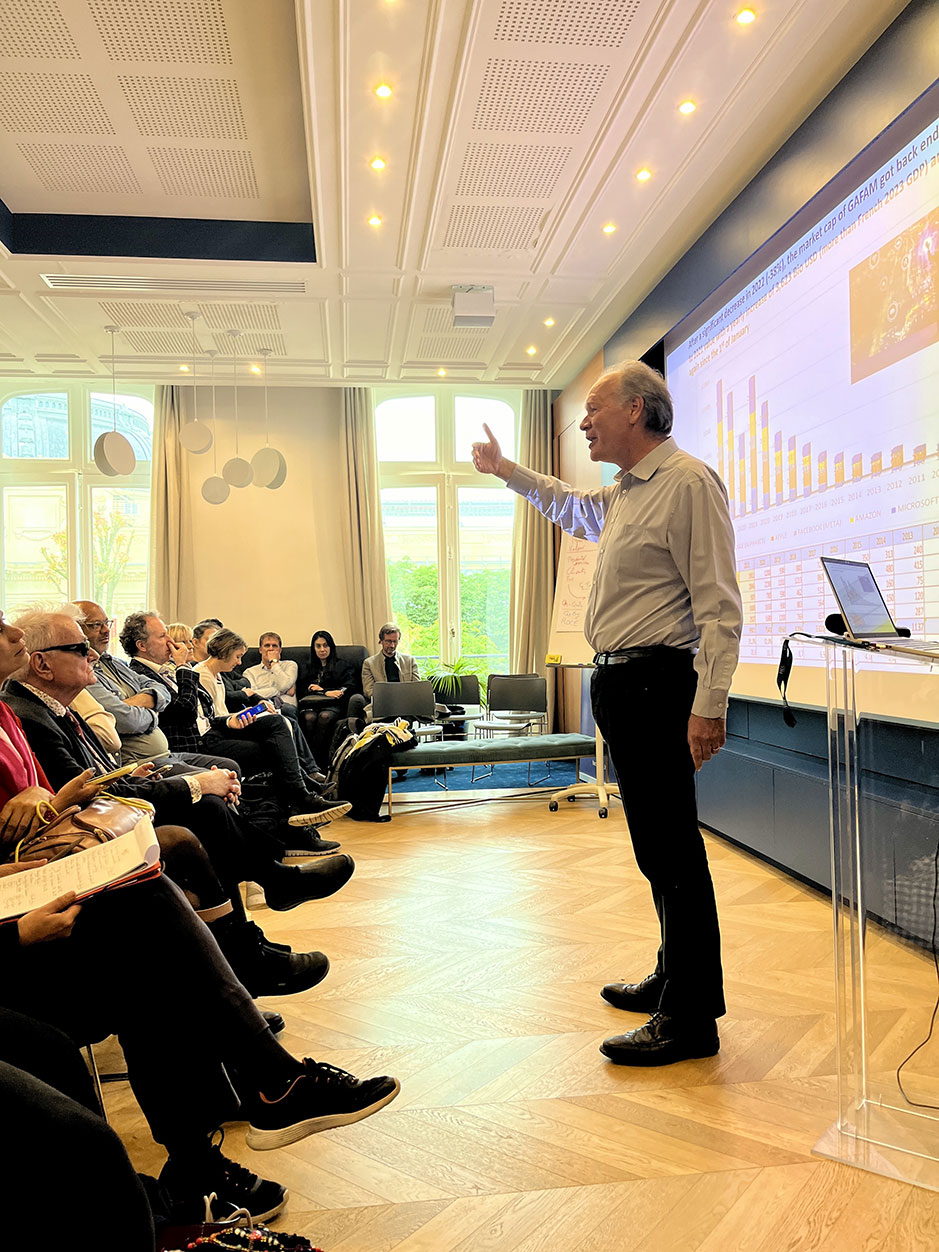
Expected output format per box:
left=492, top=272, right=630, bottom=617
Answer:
left=820, top=556, right=939, bottom=658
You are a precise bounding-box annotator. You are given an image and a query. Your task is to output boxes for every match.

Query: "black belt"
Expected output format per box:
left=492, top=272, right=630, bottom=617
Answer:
left=592, top=645, right=685, bottom=666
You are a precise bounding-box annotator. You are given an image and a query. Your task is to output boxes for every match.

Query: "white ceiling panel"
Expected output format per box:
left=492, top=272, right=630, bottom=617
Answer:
left=0, top=0, right=914, bottom=385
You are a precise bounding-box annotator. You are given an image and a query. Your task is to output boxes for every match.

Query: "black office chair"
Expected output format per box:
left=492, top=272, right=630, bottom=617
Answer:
left=473, top=674, right=550, bottom=783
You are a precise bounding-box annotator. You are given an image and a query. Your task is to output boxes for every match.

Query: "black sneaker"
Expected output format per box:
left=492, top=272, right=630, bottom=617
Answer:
left=245, top=1061, right=401, bottom=1150
left=280, top=828, right=342, bottom=858
left=287, top=795, right=352, bottom=827
left=160, top=1140, right=286, bottom=1224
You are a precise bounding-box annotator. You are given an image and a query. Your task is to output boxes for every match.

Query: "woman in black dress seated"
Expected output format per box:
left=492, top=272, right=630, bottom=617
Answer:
left=300, top=630, right=365, bottom=769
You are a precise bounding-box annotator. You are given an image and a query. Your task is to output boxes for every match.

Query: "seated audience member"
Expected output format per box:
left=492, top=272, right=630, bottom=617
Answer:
left=245, top=632, right=299, bottom=707
left=301, top=629, right=366, bottom=767
left=192, top=619, right=222, bottom=663
left=76, top=600, right=238, bottom=773
left=2, top=609, right=350, bottom=991
left=122, top=613, right=346, bottom=825
left=167, top=621, right=196, bottom=665
left=194, top=627, right=331, bottom=789
left=0, top=618, right=400, bottom=1222
left=362, top=623, right=429, bottom=721
left=0, top=1006, right=155, bottom=1250
left=220, top=633, right=324, bottom=781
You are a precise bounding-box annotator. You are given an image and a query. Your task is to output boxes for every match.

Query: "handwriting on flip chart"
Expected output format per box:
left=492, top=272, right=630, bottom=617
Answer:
left=557, top=537, right=598, bottom=632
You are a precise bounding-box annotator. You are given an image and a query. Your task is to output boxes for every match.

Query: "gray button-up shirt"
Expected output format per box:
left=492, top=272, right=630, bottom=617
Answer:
left=507, top=437, right=742, bottom=718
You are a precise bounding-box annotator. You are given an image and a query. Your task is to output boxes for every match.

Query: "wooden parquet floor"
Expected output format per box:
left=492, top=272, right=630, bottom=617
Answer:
left=104, top=793, right=939, bottom=1250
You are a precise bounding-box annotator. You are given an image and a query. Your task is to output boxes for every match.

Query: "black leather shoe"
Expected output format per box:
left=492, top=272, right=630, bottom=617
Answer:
left=263, top=854, right=355, bottom=911
left=261, top=1009, right=286, bottom=1035
left=600, top=1012, right=719, bottom=1066
left=600, top=973, right=662, bottom=1013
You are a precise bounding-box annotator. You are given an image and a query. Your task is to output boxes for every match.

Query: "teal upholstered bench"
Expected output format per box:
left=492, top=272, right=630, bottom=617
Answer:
left=385, top=732, right=597, bottom=816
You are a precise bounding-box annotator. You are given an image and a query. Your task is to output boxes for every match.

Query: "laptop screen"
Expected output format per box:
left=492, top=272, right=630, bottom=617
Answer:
left=820, top=557, right=899, bottom=638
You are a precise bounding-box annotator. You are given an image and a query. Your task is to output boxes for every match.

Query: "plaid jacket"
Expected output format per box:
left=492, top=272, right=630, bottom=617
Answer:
left=128, top=661, right=223, bottom=755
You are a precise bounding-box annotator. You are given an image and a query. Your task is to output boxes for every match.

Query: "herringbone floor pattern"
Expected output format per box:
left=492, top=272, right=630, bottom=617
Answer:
left=105, top=793, right=939, bottom=1250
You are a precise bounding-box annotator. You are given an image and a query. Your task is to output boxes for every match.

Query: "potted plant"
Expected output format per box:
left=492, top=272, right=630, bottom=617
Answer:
left=425, top=656, right=479, bottom=704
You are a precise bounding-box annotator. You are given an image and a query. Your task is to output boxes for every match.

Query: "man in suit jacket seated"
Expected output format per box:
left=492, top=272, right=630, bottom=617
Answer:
left=361, top=623, right=421, bottom=721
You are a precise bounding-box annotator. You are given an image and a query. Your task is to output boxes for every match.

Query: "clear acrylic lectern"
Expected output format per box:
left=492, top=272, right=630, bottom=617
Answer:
left=811, top=637, right=939, bottom=1190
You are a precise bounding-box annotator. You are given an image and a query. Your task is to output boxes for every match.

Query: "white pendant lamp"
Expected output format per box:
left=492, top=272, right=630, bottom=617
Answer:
left=201, top=349, right=230, bottom=504
left=179, top=311, right=214, bottom=453
left=93, top=326, right=136, bottom=476
left=222, top=329, right=253, bottom=487
left=250, top=348, right=288, bottom=489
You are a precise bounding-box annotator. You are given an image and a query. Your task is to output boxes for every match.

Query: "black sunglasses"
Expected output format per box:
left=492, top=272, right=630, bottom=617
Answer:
left=37, top=640, right=93, bottom=657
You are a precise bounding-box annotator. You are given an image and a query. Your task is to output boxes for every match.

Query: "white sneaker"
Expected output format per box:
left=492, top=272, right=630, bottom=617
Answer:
left=245, top=881, right=267, bottom=909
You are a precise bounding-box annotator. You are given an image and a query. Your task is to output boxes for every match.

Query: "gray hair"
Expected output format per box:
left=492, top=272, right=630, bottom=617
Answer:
left=600, top=360, right=673, bottom=436
left=120, top=610, right=160, bottom=658
left=378, top=622, right=401, bottom=640
left=13, top=605, right=83, bottom=652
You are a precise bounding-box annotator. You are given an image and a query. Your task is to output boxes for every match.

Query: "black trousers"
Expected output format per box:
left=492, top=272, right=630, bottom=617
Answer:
left=204, top=713, right=307, bottom=794
left=591, top=649, right=725, bottom=1020
left=1, top=876, right=269, bottom=1147
left=0, top=1008, right=155, bottom=1250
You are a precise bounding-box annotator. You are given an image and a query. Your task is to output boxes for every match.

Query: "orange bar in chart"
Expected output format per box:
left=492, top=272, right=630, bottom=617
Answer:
left=761, top=401, right=770, bottom=509
left=872, top=451, right=883, bottom=474
left=716, top=381, right=724, bottom=484
left=774, top=430, right=783, bottom=504
left=914, top=443, right=927, bottom=462
left=891, top=444, right=904, bottom=467
left=852, top=453, right=863, bottom=480
left=818, top=451, right=828, bottom=491
left=802, top=442, right=812, bottom=495
left=788, top=436, right=797, bottom=500
left=834, top=451, right=845, bottom=485
left=738, top=433, right=747, bottom=515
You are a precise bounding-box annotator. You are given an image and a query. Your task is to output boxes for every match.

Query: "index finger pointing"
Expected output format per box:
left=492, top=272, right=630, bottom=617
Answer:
left=482, top=422, right=496, bottom=442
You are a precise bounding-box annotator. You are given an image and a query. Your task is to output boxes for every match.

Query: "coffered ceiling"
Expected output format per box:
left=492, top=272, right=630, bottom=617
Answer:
left=0, top=0, right=911, bottom=388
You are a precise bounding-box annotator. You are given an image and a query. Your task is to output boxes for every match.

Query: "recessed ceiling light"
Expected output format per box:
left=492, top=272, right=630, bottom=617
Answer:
left=375, top=83, right=392, bottom=98
left=543, top=317, right=555, bottom=327
left=250, top=364, right=261, bottom=375
left=636, top=168, right=652, bottom=182
left=678, top=100, right=696, bottom=115
left=179, top=364, right=190, bottom=372
left=602, top=222, right=617, bottom=234
left=736, top=8, right=756, bottom=23
left=437, top=368, right=447, bottom=376
left=370, top=156, right=386, bottom=170
left=526, top=346, right=537, bottom=356
left=368, top=214, right=382, bottom=226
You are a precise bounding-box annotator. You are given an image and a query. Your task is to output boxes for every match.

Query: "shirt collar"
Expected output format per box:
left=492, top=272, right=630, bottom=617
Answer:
left=614, top=435, right=678, bottom=484
left=20, top=681, right=67, bottom=717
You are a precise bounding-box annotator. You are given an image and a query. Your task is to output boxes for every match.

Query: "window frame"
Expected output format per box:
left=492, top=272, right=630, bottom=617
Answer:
left=375, top=386, right=519, bottom=667
left=0, top=379, right=154, bottom=609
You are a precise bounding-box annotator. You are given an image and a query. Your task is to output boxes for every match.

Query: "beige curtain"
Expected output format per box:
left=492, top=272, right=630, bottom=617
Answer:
left=509, top=389, right=556, bottom=721
left=149, top=384, right=195, bottom=621
left=340, top=388, right=391, bottom=641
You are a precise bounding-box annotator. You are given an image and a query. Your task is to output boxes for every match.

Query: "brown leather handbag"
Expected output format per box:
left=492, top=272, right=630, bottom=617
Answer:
left=14, top=795, right=156, bottom=864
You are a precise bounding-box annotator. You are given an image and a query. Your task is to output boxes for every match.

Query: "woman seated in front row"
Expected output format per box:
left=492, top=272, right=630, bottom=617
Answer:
left=299, top=630, right=366, bottom=770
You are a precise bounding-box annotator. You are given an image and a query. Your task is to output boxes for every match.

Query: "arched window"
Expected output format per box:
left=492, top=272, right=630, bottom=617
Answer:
left=375, top=389, right=519, bottom=684
left=0, top=383, right=154, bottom=619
